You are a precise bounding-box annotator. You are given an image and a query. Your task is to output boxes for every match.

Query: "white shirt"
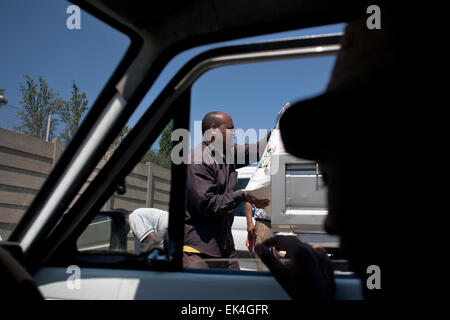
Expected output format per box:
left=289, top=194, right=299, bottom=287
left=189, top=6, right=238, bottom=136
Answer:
left=129, top=208, right=168, bottom=242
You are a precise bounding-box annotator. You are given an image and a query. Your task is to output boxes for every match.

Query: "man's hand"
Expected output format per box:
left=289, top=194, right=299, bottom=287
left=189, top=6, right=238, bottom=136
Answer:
left=246, top=230, right=256, bottom=255
left=254, top=235, right=335, bottom=300
left=244, top=191, right=270, bottom=208
left=145, top=231, right=160, bottom=242
left=246, top=223, right=256, bottom=254
left=247, top=221, right=256, bottom=238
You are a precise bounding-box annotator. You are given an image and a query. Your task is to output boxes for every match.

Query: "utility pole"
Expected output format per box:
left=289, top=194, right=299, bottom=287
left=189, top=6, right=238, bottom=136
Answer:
left=45, top=114, right=51, bottom=142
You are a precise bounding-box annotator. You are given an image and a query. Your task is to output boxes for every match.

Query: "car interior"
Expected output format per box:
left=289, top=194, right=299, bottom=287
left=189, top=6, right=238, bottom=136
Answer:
left=0, top=0, right=370, bottom=300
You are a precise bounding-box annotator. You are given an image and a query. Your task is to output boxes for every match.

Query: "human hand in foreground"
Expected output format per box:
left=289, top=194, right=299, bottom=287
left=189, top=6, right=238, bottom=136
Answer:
left=254, top=235, right=335, bottom=300
left=244, top=191, right=270, bottom=208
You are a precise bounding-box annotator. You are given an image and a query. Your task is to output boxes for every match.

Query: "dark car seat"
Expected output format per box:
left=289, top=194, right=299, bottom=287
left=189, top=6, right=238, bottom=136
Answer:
left=0, top=245, right=43, bottom=300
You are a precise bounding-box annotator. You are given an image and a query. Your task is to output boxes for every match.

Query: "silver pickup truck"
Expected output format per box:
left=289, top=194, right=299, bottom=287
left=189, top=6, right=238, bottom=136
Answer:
left=233, top=154, right=338, bottom=252
left=270, top=153, right=339, bottom=248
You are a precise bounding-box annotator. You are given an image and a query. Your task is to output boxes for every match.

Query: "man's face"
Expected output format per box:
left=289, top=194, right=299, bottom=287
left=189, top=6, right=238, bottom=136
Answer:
left=320, top=161, right=346, bottom=239
left=320, top=159, right=381, bottom=278
left=211, top=113, right=235, bottom=153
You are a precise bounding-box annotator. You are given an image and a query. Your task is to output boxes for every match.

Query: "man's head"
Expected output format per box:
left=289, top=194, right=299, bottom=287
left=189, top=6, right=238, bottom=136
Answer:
left=279, top=6, right=411, bottom=297
left=202, top=111, right=235, bottom=152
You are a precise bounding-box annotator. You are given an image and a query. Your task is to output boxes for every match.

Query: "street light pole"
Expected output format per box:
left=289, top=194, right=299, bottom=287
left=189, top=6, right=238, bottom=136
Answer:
left=45, top=114, right=51, bottom=142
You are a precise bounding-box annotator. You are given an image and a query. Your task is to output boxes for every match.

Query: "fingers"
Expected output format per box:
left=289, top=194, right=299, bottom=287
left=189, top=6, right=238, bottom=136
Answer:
left=246, top=237, right=254, bottom=254
left=254, top=243, right=286, bottom=277
left=263, top=235, right=307, bottom=255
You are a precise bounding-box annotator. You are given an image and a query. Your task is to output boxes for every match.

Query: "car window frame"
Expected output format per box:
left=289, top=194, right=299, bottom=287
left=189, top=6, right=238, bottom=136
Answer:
left=7, top=2, right=143, bottom=260
left=28, top=34, right=343, bottom=274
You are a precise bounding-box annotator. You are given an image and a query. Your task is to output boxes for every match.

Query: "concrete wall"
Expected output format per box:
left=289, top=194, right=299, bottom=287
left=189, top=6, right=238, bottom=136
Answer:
left=0, top=128, right=171, bottom=248
left=104, top=161, right=171, bottom=213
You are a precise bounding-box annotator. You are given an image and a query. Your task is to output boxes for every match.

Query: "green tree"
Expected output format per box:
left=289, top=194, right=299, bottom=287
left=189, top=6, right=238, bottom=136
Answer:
left=141, top=121, right=173, bottom=169
left=141, top=149, right=172, bottom=169
left=14, top=75, right=62, bottom=140
left=159, top=121, right=174, bottom=156
left=58, top=81, right=89, bottom=145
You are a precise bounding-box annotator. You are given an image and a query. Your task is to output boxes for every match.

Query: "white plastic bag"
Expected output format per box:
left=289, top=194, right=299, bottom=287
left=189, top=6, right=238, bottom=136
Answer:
left=244, top=102, right=290, bottom=218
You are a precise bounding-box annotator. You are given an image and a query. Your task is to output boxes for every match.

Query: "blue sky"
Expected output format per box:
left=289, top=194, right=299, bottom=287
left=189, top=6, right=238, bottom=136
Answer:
left=0, top=0, right=345, bottom=148
left=0, top=0, right=130, bottom=131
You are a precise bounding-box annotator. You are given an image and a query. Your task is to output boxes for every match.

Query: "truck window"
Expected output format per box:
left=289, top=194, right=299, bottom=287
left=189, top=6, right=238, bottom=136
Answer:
left=77, top=121, right=173, bottom=254
left=188, top=53, right=338, bottom=271
left=0, top=0, right=130, bottom=242
left=51, top=30, right=343, bottom=274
